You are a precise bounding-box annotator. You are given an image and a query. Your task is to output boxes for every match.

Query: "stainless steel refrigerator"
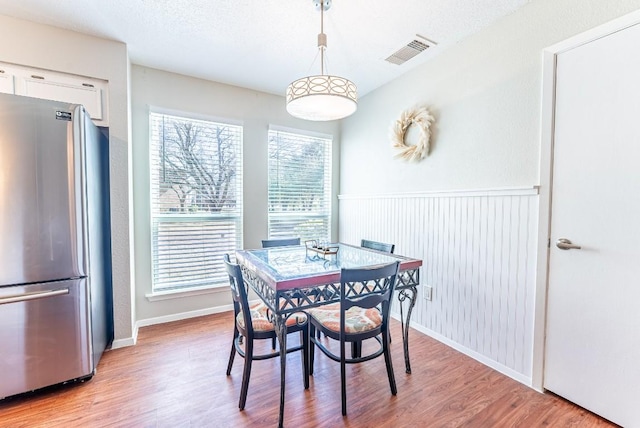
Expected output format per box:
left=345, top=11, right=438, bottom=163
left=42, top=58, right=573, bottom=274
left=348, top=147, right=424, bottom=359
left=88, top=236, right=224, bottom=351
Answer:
left=0, top=93, right=113, bottom=399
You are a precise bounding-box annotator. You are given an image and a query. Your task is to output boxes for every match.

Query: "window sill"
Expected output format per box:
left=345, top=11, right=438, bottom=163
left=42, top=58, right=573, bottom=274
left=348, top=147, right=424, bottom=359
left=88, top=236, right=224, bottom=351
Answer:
left=145, top=284, right=229, bottom=302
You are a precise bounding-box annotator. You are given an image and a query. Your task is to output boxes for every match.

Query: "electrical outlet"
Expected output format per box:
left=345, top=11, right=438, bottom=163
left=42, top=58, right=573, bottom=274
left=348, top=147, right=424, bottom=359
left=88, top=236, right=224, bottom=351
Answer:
left=424, top=285, right=433, bottom=301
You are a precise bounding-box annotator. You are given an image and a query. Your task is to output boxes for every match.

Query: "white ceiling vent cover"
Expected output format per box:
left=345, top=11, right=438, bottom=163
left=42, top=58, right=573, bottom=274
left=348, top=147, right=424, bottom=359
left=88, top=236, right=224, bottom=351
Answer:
left=385, top=37, right=435, bottom=65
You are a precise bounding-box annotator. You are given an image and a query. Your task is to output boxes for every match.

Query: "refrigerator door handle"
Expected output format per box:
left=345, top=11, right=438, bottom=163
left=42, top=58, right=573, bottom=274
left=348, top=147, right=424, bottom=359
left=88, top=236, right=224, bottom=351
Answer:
left=0, top=288, right=70, bottom=305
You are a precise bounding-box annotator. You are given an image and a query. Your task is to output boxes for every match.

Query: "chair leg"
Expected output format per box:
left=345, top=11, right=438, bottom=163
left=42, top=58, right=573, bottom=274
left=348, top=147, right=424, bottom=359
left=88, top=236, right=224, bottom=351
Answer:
left=301, top=327, right=310, bottom=389
left=309, top=324, right=316, bottom=376
left=341, top=336, right=347, bottom=416
left=226, top=328, right=238, bottom=376
left=382, top=330, right=397, bottom=395
left=272, top=336, right=277, bottom=350
left=239, top=340, right=253, bottom=410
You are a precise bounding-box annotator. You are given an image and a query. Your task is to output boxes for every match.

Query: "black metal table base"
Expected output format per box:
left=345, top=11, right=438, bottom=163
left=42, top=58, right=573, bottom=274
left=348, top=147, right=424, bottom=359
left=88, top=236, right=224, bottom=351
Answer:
left=397, top=285, right=417, bottom=374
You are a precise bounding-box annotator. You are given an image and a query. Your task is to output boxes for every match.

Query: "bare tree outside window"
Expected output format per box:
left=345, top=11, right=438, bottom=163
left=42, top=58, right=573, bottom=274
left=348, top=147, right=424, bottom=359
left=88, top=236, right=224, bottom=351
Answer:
left=268, top=135, right=326, bottom=212
left=267, top=130, right=332, bottom=241
left=157, top=117, right=237, bottom=213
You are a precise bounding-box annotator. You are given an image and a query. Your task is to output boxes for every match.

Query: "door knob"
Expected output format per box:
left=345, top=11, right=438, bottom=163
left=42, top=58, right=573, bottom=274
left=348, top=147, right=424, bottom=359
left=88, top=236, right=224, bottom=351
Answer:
left=556, top=238, right=582, bottom=250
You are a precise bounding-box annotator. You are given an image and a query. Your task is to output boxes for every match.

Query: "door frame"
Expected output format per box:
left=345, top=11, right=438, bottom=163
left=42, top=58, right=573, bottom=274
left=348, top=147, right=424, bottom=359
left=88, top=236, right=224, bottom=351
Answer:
left=532, top=9, right=640, bottom=391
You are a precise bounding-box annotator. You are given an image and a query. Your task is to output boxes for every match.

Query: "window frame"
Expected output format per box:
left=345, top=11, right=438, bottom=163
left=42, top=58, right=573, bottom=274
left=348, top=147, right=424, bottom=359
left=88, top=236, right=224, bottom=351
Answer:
left=267, top=127, right=333, bottom=243
left=148, top=109, right=244, bottom=293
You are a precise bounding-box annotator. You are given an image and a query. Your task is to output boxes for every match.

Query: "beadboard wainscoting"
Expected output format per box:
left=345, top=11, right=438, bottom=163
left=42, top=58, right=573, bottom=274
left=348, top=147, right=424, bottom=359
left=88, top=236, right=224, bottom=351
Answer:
left=338, top=187, right=539, bottom=384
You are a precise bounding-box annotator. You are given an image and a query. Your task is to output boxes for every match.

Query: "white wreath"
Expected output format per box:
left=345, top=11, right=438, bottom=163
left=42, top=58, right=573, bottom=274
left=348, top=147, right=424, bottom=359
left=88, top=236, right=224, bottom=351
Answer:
left=390, top=106, right=434, bottom=162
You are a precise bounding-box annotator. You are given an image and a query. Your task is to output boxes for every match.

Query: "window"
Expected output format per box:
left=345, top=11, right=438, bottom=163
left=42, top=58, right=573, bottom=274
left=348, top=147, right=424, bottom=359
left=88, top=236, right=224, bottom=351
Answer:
left=267, top=129, right=332, bottom=242
left=149, top=112, right=243, bottom=292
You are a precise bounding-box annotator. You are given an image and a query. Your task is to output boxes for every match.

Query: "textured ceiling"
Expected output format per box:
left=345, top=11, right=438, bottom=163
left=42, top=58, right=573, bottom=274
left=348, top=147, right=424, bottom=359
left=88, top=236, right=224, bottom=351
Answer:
left=0, top=0, right=530, bottom=97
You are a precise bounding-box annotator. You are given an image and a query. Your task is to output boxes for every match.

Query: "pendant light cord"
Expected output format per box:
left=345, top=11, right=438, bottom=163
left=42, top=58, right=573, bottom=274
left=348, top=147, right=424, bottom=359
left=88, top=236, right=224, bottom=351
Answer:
left=319, top=0, right=326, bottom=75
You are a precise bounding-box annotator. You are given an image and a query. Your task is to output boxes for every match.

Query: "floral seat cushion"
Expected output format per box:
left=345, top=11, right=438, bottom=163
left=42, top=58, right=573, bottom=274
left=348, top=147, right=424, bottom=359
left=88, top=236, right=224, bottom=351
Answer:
left=237, top=301, right=307, bottom=332
left=308, top=302, right=382, bottom=334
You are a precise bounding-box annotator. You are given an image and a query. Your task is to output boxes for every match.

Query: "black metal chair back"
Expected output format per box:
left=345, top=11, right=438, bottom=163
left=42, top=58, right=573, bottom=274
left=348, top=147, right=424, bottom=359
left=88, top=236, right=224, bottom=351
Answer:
left=341, top=261, right=399, bottom=320
left=261, top=237, right=301, bottom=247
left=223, top=254, right=253, bottom=339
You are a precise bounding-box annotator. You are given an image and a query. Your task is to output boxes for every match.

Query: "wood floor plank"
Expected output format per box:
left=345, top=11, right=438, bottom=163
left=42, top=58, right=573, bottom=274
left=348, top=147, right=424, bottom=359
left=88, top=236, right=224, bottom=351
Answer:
left=0, top=312, right=618, bottom=427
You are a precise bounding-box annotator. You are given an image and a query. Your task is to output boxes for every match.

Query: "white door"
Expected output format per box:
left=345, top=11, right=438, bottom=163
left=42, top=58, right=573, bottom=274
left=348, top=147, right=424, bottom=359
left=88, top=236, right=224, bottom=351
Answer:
left=544, top=19, right=640, bottom=427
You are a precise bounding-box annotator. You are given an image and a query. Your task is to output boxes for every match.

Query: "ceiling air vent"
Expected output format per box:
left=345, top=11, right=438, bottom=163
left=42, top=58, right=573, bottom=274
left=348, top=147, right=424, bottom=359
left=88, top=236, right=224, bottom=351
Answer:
left=385, top=37, right=435, bottom=65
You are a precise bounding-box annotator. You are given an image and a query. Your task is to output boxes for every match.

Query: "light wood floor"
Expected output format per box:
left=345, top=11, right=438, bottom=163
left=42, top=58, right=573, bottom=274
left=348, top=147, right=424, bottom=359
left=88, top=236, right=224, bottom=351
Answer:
left=0, top=312, right=617, bottom=427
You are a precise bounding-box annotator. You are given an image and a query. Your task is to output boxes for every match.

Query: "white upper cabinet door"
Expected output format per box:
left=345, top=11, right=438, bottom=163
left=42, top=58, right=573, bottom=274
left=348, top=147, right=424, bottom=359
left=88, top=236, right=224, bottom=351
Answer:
left=0, top=69, right=15, bottom=94
left=21, top=76, right=104, bottom=121
left=0, top=62, right=108, bottom=126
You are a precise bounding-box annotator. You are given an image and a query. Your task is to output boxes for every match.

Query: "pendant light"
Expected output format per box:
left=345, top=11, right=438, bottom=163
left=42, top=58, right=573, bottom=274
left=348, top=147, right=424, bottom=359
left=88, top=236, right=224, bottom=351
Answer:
left=286, top=0, right=357, bottom=121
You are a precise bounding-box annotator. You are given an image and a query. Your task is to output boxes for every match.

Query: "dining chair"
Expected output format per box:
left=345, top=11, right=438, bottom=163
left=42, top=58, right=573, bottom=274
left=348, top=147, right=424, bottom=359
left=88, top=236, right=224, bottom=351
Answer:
left=361, top=238, right=395, bottom=254
left=261, top=237, right=301, bottom=248
left=353, top=238, right=396, bottom=353
left=223, top=254, right=309, bottom=410
left=308, top=261, right=401, bottom=416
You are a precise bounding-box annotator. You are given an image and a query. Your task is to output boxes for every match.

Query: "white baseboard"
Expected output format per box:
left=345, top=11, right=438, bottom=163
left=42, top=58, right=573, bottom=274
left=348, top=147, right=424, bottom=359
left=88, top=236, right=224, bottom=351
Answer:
left=107, top=304, right=236, bottom=350
left=109, top=321, right=139, bottom=350
left=391, top=313, right=533, bottom=388
left=110, top=337, right=136, bottom=349
left=136, top=304, right=234, bottom=329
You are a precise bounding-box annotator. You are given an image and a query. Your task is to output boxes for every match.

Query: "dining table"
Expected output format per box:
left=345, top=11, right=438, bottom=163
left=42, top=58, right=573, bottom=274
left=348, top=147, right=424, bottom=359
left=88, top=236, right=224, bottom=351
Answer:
left=235, top=242, right=422, bottom=427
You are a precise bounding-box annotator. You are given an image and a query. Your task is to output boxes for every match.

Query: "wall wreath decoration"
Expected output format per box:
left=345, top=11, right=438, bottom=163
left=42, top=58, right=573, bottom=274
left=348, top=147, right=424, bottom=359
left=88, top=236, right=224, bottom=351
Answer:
left=390, top=105, right=435, bottom=162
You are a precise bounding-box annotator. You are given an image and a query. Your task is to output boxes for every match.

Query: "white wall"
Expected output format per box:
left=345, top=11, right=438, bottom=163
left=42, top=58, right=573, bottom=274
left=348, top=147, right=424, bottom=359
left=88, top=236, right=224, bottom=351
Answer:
left=341, top=0, right=640, bottom=194
left=131, top=65, right=341, bottom=322
left=0, top=15, right=135, bottom=344
left=339, top=0, right=640, bottom=388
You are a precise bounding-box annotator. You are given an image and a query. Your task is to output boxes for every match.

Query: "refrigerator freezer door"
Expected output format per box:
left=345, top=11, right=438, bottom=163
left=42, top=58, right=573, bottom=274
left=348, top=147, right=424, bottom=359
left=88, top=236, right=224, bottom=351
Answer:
left=0, top=94, right=86, bottom=286
left=81, top=114, right=114, bottom=365
left=0, top=278, right=92, bottom=398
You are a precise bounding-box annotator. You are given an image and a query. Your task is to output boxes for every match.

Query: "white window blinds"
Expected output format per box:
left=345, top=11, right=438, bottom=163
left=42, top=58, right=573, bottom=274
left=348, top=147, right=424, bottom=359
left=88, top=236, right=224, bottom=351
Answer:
left=150, top=112, right=243, bottom=291
left=267, top=129, right=332, bottom=242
